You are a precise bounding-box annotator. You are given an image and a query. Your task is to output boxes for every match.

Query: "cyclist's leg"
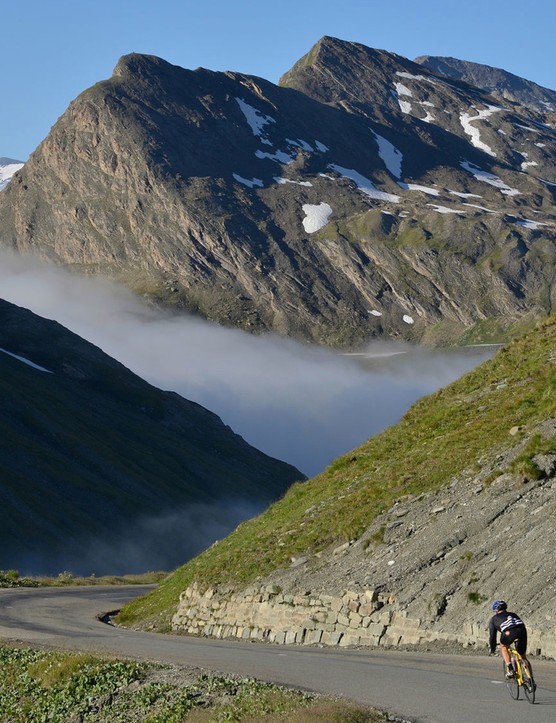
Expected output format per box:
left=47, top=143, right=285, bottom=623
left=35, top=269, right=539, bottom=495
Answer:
left=499, top=642, right=511, bottom=665
left=514, top=631, right=533, bottom=675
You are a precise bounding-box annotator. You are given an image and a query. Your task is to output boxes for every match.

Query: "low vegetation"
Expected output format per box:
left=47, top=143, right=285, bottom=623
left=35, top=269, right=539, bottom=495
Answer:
left=0, top=644, right=384, bottom=722
left=120, top=316, right=556, bottom=630
left=0, top=570, right=166, bottom=588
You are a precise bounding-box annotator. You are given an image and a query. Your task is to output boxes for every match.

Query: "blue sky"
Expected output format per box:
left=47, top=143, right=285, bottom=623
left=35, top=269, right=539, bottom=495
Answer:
left=3, top=0, right=555, bottom=160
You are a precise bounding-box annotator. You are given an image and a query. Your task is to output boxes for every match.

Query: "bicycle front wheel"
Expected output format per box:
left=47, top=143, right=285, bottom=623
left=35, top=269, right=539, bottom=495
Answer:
left=504, top=661, right=519, bottom=700
left=521, top=660, right=536, bottom=704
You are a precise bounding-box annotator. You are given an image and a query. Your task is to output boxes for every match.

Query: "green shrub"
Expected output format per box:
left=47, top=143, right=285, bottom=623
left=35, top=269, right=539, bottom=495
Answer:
left=467, top=591, right=484, bottom=605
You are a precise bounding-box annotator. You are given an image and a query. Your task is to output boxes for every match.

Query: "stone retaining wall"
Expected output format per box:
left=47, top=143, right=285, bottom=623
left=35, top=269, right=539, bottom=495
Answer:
left=172, top=583, right=556, bottom=658
left=172, top=583, right=396, bottom=647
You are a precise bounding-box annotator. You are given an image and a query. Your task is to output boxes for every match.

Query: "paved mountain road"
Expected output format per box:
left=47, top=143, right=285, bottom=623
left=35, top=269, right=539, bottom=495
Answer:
left=1, top=586, right=555, bottom=722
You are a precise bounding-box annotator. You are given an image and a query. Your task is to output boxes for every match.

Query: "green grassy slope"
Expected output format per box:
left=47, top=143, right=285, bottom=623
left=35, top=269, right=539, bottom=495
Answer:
left=120, top=316, right=556, bottom=627
left=0, top=299, right=302, bottom=573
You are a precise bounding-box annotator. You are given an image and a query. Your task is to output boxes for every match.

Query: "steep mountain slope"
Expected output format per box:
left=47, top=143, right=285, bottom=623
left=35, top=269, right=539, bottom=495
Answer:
left=415, top=55, right=556, bottom=112
left=0, top=299, right=302, bottom=575
left=0, top=38, right=555, bottom=346
left=120, top=316, right=556, bottom=656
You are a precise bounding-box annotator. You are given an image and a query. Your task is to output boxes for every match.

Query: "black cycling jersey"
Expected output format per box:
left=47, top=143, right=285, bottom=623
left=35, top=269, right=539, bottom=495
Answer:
left=489, top=611, right=527, bottom=655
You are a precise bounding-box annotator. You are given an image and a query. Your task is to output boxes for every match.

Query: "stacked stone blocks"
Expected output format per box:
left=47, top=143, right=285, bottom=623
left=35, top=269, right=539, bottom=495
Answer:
left=173, top=583, right=400, bottom=647
left=171, top=582, right=556, bottom=657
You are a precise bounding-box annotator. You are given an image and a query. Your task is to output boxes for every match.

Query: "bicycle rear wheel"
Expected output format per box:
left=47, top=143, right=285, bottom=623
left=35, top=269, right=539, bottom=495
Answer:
left=521, top=660, right=536, bottom=704
left=504, top=661, right=519, bottom=700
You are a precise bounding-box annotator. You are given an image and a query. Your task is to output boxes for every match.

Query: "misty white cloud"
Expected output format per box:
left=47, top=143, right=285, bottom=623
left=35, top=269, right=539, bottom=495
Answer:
left=0, top=252, right=495, bottom=476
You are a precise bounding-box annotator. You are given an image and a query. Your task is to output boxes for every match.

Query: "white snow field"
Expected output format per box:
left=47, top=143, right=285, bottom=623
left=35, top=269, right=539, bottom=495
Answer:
left=302, top=202, right=333, bottom=233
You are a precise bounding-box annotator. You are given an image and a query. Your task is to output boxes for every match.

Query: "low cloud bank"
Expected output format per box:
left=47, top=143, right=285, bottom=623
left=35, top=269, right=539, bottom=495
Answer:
left=14, top=500, right=263, bottom=577
left=0, top=253, right=495, bottom=476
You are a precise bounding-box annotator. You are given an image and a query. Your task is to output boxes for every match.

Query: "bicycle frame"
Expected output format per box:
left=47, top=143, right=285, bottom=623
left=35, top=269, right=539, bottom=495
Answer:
left=508, top=645, right=525, bottom=684
left=503, top=642, right=536, bottom=703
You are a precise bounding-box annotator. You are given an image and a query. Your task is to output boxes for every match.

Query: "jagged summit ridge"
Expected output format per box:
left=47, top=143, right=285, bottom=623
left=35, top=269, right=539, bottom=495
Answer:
left=415, top=54, right=556, bottom=112
left=0, top=37, right=555, bottom=347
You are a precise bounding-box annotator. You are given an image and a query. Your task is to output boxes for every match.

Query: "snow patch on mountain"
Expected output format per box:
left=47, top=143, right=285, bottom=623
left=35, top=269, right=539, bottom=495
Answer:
left=328, top=164, right=400, bottom=202
left=448, top=189, right=482, bottom=199
left=514, top=123, right=538, bottom=133
left=302, top=202, right=333, bottom=233
left=286, top=138, right=313, bottom=152
left=0, top=347, right=53, bottom=373
left=518, top=152, right=538, bottom=171
left=0, top=159, right=24, bottom=191
left=275, top=177, right=312, bottom=187
left=398, top=183, right=440, bottom=196
left=396, top=71, right=436, bottom=84
left=233, top=174, right=264, bottom=188
left=256, top=149, right=295, bottom=164
left=428, top=204, right=465, bottom=215
left=394, top=82, right=412, bottom=97
left=235, top=98, right=275, bottom=146
left=419, top=108, right=435, bottom=123
left=459, top=105, right=501, bottom=157
left=397, top=97, right=412, bottom=114
left=463, top=203, right=497, bottom=214
left=513, top=218, right=546, bottom=230
left=460, top=160, right=521, bottom=196
left=370, top=129, right=403, bottom=178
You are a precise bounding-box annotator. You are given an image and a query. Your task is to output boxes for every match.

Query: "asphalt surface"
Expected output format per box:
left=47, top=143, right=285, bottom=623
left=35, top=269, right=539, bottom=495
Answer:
left=1, top=585, right=556, bottom=722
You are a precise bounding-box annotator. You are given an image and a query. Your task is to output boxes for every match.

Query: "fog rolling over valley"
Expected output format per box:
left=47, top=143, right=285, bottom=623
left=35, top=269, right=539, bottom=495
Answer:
left=1, top=291, right=304, bottom=577
left=20, top=500, right=264, bottom=577
left=0, top=253, right=495, bottom=477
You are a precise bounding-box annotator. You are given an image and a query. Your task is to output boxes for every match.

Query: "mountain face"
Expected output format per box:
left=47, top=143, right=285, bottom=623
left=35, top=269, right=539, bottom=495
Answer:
left=414, top=55, right=556, bottom=113
left=0, top=158, right=24, bottom=192
left=0, top=299, right=302, bottom=575
left=0, top=38, right=555, bottom=347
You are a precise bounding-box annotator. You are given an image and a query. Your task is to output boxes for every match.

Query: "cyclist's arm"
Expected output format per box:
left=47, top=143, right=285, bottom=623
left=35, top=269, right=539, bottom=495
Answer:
left=488, top=619, right=498, bottom=654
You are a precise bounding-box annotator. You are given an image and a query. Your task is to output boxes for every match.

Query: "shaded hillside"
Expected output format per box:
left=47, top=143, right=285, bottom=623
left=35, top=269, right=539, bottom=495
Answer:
left=1, top=38, right=555, bottom=347
left=0, top=299, right=302, bottom=575
left=120, top=315, right=556, bottom=633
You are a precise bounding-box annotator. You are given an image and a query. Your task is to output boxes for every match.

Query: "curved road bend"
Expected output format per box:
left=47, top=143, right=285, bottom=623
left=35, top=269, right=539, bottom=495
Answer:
left=1, top=586, right=555, bottom=723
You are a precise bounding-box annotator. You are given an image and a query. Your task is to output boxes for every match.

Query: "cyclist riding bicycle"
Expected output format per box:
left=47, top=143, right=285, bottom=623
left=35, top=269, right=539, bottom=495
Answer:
left=489, top=600, right=530, bottom=678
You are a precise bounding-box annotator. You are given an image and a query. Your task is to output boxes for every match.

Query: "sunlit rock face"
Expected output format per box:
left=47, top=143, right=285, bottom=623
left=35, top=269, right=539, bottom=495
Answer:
left=1, top=38, right=555, bottom=348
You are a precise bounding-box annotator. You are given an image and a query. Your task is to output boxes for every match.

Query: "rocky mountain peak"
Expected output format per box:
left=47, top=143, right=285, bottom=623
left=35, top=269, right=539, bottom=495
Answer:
left=1, top=37, right=555, bottom=348
left=113, top=52, right=170, bottom=77
left=279, top=36, right=427, bottom=113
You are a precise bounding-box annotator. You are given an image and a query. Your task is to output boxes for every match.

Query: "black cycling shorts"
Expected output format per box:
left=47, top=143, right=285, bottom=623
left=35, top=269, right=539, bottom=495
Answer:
left=500, top=625, right=527, bottom=655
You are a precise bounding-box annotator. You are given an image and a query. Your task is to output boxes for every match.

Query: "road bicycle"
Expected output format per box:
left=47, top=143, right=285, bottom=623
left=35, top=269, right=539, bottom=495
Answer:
left=503, top=642, right=536, bottom=704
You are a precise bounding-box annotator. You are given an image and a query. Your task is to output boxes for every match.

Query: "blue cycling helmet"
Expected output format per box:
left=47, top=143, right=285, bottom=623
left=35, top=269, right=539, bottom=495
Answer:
left=492, top=600, right=507, bottom=611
